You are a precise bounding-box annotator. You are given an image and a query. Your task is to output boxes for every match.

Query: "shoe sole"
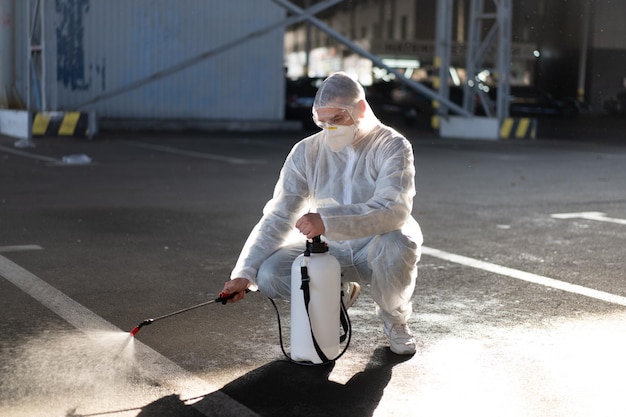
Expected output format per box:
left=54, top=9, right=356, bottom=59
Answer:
left=343, top=282, right=361, bottom=309
left=384, top=325, right=416, bottom=355
left=389, top=345, right=416, bottom=355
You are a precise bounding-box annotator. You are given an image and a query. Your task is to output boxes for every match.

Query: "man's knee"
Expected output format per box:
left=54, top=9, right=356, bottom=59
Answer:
left=257, top=260, right=291, bottom=299
left=256, top=265, right=272, bottom=294
left=368, top=230, right=418, bottom=267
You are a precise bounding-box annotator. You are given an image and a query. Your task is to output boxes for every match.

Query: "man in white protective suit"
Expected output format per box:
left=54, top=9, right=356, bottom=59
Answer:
left=220, top=71, right=423, bottom=355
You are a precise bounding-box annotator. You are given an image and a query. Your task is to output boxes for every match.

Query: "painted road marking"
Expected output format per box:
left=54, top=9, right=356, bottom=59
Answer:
left=0, top=244, right=43, bottom=253
left=551, top=211, right=626, bottom=225
left=0, top=144, right=62, bottom=164
left=0, top=145, right=93, bottom=166
left=422, top=246, right=626, bottom=307
left=0, top=254, right=259, bottom=417
left=122, top=140, right=267, bottom=165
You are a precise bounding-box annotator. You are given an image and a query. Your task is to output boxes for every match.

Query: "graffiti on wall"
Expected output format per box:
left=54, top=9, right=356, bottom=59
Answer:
left=0, top=12, right=12, bottom=28
left=55, top=0, right=91, bottom=91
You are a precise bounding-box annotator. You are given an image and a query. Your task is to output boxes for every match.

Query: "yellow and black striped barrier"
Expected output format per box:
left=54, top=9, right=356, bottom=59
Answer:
left=500, top=117, right=536, bottom=139
left=32, top=111, right=92, bottom=137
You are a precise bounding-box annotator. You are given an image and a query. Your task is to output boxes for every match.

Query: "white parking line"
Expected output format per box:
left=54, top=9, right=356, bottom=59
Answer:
left=0, top=144, right=61, bottom=164
left=0, top=145, right=93, bottom=166
left=551, top=211, right=626, bottom=225
left=122, top=140, right=267, bottom=165
left=0, top=254, right=259, bottom=417
left=0, top=244, right=43, bottom=253
left=422, top=246, right=626, bottom=307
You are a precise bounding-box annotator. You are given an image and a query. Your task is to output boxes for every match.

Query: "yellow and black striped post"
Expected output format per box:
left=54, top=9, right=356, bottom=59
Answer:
left=32, top=112, right=91, bottom=137
left=431, top=56, right=441, bottom=130
left=500, top=117, right=536, bottom=139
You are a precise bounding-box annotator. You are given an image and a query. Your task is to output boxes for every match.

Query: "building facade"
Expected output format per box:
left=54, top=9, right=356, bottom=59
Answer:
left=284, top=0, right=626, bottom=113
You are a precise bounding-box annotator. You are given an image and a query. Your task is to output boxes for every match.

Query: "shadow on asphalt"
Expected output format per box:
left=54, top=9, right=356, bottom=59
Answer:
left=137, top=347, right=412, bottom=417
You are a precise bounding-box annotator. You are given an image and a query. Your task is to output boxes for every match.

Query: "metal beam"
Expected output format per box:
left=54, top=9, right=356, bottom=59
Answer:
left=26, top=0, right=43, bottom=112
left=273, top=0, right=472, bottom=117
left=463, top=0, right=484, bottom=114
left=434, top=0, right=454, bottom=122
left=577, top=0, right=591, bottom=103
left=463, top=0, right=511, bottom=121
left=0, top=0, right=14, bottom=108
left=495, top=0, right=512, bottom=120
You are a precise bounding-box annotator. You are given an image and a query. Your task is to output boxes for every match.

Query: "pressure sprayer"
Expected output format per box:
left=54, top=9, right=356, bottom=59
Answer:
left=128, top=290, right=249, bottom=337
left=126, top=236, right=351, bottom=366
left=287, top=236, right=351, bottom=365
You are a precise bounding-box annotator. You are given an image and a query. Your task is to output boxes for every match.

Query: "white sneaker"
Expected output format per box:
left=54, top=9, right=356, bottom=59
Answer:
left=341, top=282, right=361, bottom=309
left=384, top=322, right=416, bottom=355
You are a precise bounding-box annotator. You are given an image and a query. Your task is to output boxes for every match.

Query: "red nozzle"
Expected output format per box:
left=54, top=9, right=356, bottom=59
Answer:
left=129, top=319, right=153, bottom=336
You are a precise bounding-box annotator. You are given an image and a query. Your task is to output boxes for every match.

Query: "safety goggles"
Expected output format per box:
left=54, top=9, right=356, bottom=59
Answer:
left=313, top=108, right=354, bottom=129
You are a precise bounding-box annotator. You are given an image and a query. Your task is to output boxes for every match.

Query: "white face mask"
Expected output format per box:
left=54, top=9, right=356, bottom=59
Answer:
left=324, top=124, right=357, bottom=152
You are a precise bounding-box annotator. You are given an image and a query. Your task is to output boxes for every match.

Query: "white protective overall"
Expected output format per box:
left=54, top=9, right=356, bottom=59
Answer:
left=230, top=72, right=423, bottom=325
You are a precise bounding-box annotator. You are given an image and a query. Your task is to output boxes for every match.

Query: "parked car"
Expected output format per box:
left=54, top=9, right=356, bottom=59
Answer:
left=604, top=89, right=626, bottom=117
left=368, top=79, right=468, bottom=115
left=365, top=80, right=422, bottom=127
left=285, top=77, right=324, bottom=129
left=366, top=80, right=431, bottom=113
left=503, top=86, right=579, bottom=118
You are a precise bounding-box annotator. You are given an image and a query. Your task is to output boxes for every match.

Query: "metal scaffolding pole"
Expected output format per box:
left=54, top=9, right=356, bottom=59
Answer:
left=26, top=0, right=44, bottom=112
left=495, top=0, right=511, bottom=120
left=433, top=0, right=454, bottom=128
left=577, top=0, right=591, bottom=104
left=0, top=0, right=14, bottom=108
left=463, top=0, right=511, bottom=121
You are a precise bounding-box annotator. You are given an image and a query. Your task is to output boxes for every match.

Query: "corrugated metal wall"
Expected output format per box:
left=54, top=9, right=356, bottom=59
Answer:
left=16, top=0, right=286, bottom=121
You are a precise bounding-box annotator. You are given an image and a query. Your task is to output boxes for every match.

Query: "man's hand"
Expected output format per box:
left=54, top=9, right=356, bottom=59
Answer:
left=296, top=213, right=326, bottom=239
left=220, top=277, right=251, bottom=303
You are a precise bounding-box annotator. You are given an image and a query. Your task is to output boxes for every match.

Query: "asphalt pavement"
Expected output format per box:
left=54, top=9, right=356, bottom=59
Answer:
left=1, top=114, right=626, bottom=417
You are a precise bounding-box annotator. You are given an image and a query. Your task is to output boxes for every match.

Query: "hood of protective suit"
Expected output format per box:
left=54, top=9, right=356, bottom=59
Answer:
left=312, top=72, right=379, bottom=151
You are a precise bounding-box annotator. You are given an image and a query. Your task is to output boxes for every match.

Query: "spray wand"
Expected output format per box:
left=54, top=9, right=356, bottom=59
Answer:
left=129, top=289, right=250, bottom=336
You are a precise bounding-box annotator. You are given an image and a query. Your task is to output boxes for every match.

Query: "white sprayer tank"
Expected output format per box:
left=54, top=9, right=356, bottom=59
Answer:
left=290, top=237, right=341, bottom=363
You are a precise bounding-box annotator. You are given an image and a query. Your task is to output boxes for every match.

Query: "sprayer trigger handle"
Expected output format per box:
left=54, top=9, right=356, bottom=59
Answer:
left=217, top=288, right=251, bottom=304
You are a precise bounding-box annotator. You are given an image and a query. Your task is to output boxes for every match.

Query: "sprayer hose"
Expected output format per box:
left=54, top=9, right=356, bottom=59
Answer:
left=266, top=295, right=352, bottom=366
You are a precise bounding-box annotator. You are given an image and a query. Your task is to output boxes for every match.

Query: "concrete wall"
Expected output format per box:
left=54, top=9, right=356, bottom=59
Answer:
left=13, top=0, right=287, bottom=123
